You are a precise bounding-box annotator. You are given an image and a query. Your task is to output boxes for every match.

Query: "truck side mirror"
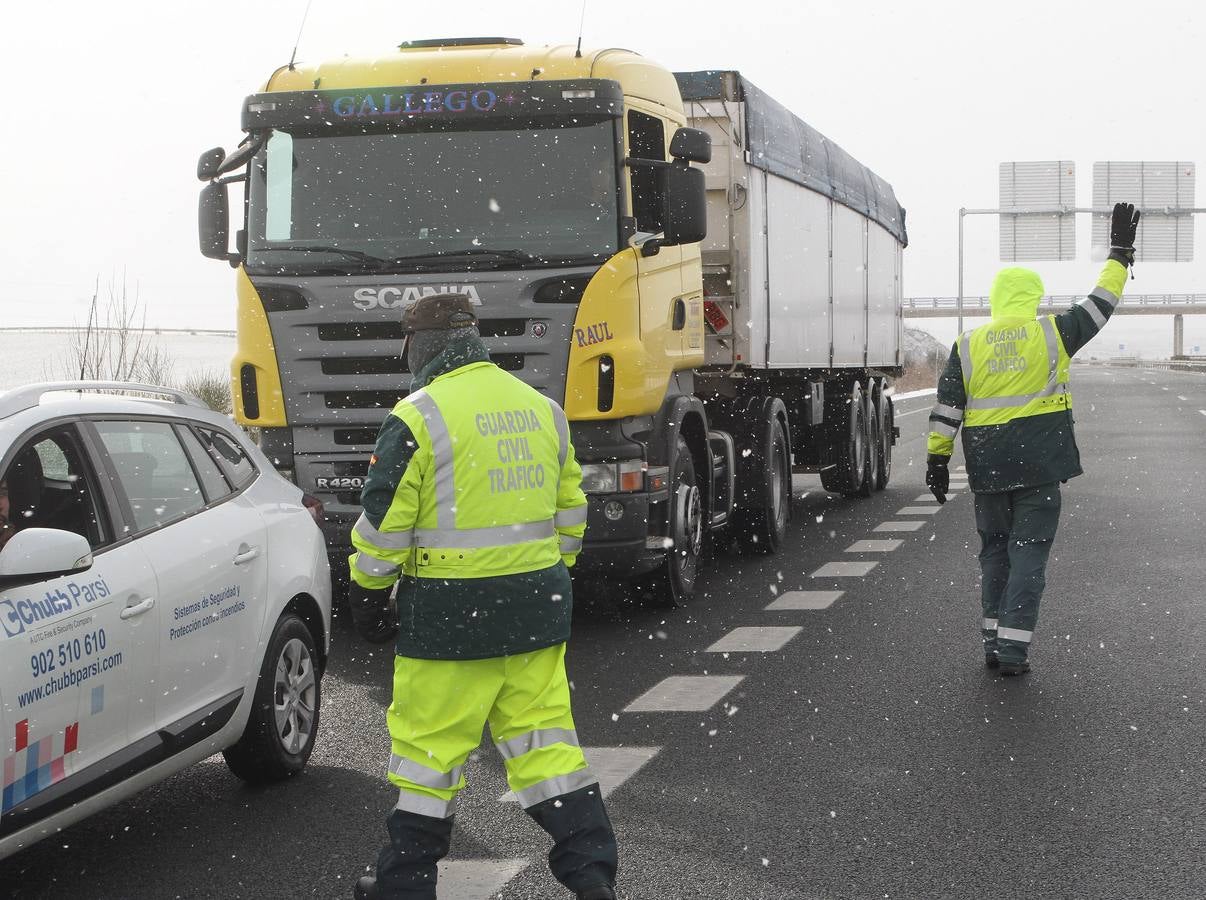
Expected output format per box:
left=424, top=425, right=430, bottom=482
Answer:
left=197, top=147, right=226, bottom=181
left=660, top=164, right=707, bottom=247
left=199, top=181, right=238, bottom=264
left=669, top=127, right=712, bottom=164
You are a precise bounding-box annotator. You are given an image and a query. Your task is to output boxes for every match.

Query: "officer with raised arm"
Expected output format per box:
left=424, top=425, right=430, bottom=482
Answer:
left=346, top=293, right=618, bottom=900
left=926, top=202, right=1141, bottom=675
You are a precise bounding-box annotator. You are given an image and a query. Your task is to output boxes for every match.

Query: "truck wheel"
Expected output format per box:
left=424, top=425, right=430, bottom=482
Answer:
left=858, top=384, right=878, bottom=498
left=735, top=416, right=790, bottom=555
left=639, top=437, right=703, bottom=607
left=874, top=384, right=893, bottom=490
left=820, top=380, right=868, bottom=496
left=223, top=613, right=320, bottom=783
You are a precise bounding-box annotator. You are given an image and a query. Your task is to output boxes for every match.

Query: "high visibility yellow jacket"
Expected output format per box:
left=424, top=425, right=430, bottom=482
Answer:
left=927, top=260, right=1128, bottom=492
left=349, top=337, right=588, bottom=659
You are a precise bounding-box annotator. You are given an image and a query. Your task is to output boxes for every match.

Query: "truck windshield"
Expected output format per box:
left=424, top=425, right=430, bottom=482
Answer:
left=246, top=119, right=619, bottom=274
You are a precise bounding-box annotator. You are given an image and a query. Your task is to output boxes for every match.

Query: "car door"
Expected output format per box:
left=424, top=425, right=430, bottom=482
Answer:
left=87, top=418, right=268, bottom=732
left=0, top=425, right=157, bottom=832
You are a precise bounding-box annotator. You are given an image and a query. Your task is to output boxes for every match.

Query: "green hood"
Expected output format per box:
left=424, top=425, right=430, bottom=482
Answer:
left=989, top=267, right=1045, bottom=320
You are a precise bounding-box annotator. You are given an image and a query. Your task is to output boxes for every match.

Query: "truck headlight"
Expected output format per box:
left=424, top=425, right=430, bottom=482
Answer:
left=579, top=460, right=644, bottom=493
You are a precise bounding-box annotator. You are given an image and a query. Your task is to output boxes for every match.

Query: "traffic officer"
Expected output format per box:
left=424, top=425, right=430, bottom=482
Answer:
left=926, top=202, right=1141, bottom=676
left=347, top=293, right=618, bottom=900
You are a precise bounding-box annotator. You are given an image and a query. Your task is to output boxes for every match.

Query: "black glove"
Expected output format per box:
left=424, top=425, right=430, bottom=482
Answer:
left=347, top=582, right=398, bottom=644
left=1108, top=201, right=1141, bottom=266
left=926, top=454, right=949, bottom=504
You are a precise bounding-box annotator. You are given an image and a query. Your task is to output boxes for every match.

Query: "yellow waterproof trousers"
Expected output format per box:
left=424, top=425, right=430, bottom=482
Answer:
left=386, top=643, right=594, bottom=818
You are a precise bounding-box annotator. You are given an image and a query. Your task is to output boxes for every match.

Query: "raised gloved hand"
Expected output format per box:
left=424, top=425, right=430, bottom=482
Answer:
left=926, top=454, right=949, bottom=504
left=1109, top=202, right=1141, bottom=266
left=347, top=582, right=399, bottom=644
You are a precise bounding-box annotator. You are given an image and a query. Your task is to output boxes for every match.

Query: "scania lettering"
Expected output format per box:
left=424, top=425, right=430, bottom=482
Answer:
left=198, top=38, right=907, bottom=605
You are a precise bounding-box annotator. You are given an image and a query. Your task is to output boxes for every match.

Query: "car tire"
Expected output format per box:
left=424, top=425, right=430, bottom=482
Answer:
left=223, top=612, right=321, bottom=783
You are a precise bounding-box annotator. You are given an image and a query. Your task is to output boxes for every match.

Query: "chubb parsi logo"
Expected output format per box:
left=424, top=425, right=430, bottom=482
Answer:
left=352, top=285, right=483, bottom=311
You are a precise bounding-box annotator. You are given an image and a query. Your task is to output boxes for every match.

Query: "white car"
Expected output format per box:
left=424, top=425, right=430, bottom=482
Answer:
left=0, top=381, right=331, bottom=859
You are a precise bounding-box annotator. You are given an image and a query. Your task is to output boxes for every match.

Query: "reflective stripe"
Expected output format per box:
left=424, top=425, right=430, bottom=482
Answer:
left=396, top=789, right=456, bottom=819
left=1077, top=295, right=1107, bottom=330
left=930, top=421, right=958, bottom=439
left=407, top=391, right=456, bottom=529
left=389, top=754, right=464, bottom=790
left=414, top=519, right=555, bottom=550
left=353, top=513, right=414, bottom=550
left=959, top=333, right=972, bottom=387
left=982, top=617, right=999, bottom=631
left=512, top=769, right=597, bottom=809
left=1090, top=285, right=1120, bottom=310
left=494, top=727, right=580, bottom=761
left=354, top=551, right=400, bottom=578
left=548, top=398, right=570, bottom=469
left=997, top=626, right=1033, bottom=643
left=559, top=534, right=584, bottom=554
left=555, top=506, right=588, bottom=528
left=932, top=403, right=964, bottom=422
left=965, top=318, right=1066, bottom=411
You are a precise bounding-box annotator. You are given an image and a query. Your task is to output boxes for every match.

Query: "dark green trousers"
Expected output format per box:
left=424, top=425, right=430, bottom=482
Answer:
left=974, top=483, right=1062, bottom=665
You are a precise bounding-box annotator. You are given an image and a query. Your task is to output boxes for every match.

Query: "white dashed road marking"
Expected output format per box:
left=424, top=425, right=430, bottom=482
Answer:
left=765, top=590, right=843, bottom=610
left=1177, top=395, right=1188, bottom=401
left=706, top=626, right=802, bottom=653
left=845, top=539, right=902, bottom=553
left=874, top=521, right=925, bottom=533
left=913, top=494, right=940, bottom=502
left=440, top=860, right=529, bottom=898
left=897, top=506, right=942, bottom=515
left=893, top=407, right=930, bottom=418
left=811, top=561, right=878, bottom=577
left=624, top=675, right=745, bottom=713
left=499, top=746, right=661, bottom=803
left=1200, top=410, right=1206, bottom=417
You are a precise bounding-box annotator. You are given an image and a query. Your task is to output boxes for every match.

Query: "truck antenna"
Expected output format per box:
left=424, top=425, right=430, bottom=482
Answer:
left=574, top=0, right=588, bottom=58
left=288, top=0, right=315, bottom=70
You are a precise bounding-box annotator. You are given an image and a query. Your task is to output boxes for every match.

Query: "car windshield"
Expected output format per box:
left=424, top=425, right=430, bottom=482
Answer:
left=246, top=119, right=619, bottom=275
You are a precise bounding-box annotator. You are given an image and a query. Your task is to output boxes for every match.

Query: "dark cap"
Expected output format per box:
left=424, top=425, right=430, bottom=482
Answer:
left=399, top=292, right=478, bottom=334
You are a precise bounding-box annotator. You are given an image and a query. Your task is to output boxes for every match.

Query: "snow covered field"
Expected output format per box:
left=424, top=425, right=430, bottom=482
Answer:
left=0, top=330, right=236, bottom=394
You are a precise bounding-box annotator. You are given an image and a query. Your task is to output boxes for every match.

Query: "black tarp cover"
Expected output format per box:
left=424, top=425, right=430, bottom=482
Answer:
left=674, top=71, right=908, bottom=246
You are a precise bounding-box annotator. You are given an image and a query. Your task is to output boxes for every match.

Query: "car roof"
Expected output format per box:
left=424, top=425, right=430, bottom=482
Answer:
left=0, top=382, right=239, bottom=444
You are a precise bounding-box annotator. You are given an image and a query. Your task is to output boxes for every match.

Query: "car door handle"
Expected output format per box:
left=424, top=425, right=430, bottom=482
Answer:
left=233, top=545, right=262, bottom=565
left=120, top=596, right=155, bottom=620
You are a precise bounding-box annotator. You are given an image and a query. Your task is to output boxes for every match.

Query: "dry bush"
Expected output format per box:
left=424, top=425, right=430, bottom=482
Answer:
left=179, top=369, right=233, bottom=415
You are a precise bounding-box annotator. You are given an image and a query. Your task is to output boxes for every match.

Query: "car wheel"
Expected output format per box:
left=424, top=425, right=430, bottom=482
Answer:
left=223, top=612, right=320, bottom=783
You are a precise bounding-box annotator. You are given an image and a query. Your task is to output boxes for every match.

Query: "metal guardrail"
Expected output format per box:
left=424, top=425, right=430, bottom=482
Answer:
left=904, top=294, right=1206, bottom=318
left=1080, top=357, right=1206, bottom=371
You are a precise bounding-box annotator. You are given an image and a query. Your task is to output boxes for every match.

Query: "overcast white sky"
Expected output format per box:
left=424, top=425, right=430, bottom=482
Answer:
left=3, top=0, right=1204, bottom=354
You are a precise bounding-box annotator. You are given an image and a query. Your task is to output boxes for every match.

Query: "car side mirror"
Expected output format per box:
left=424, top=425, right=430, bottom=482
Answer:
left=660, top=164, right=708, bottom=247
left=0, top=528, right=93, bottom=590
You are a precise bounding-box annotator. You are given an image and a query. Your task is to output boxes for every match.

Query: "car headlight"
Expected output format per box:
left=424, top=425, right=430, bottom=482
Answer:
left=579, top=460, right=644, bottom=493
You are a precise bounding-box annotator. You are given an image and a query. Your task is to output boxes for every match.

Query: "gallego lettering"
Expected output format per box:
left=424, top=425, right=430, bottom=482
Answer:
left=328, top=89, right=499, bottom=119
left=354, top=285, right=483, bottom=311
left=1, top=577, right=112, bottom=640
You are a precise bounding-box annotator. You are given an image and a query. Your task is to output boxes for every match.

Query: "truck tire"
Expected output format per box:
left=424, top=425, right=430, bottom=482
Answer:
left=858, top=384, right=878, bottom=498
left=820, top=380, right=868, bottom=496
left=223, top=612, right=320, bottom=783
left=874, top=383, right=893, bottom=491
left=735, top=415, right=790, bottom=555
left=638, top=437, right=703, bottom=607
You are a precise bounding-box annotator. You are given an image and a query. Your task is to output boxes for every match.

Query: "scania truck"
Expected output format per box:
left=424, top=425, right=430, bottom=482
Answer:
left=197, top=38, right=907, bottom=605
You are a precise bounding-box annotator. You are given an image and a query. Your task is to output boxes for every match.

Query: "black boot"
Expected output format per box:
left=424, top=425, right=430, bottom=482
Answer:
left=354, top=809, right=453, bottom=899
left=526, top=783, right=618, bottom=896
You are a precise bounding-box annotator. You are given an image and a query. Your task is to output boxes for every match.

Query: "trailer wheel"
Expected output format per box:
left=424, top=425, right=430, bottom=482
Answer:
left=638, top=437, right=703, bottom=607
left=874, top=383, right=893, bottom=491
left=735, top=416, right=790, bottom=555
left=820, top=380, right=868, bottom=496
left=859, top=384, right=878, bottom=498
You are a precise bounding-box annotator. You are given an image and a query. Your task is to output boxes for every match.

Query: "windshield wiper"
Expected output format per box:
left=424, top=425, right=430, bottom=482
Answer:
left=267, top=245, right=390, bottom=268
left=387, top=248, right=540, bottom=269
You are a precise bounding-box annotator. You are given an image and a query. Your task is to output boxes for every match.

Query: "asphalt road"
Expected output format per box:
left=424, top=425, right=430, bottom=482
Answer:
left=3, top=366, right=1205, bottom=899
